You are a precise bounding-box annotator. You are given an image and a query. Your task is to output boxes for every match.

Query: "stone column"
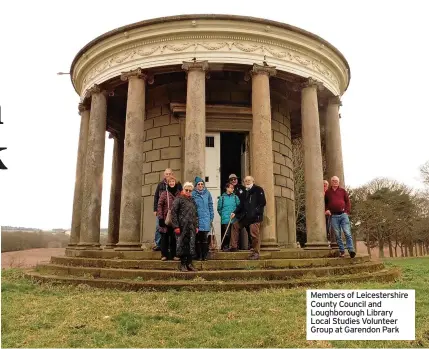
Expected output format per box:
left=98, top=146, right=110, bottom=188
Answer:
left=325, top=96, right=345, bottom=186
left=78, top=85, right=108, bottom=249
left=250, top=63, right=278, bottom=250
left=105, top=133, right=124, bottom=249
left=182, top=61, right=208, bottom=181
left=300, top=78, right=329, bottom=249
left=68, top=103, right=90, bottom=248
left=115, top=69, right=147, bottom=250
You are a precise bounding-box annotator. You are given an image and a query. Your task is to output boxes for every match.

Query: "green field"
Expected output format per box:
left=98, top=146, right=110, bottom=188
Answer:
left=2, top=257, right=429, bottom=348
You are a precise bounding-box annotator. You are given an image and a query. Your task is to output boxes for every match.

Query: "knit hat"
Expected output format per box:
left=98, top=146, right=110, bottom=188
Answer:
left=195, top=176, right=205, bottom=186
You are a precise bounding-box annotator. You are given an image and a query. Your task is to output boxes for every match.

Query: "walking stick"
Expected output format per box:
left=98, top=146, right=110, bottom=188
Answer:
left=327, top=215, right=332, bottom=242
left=220, top=217, right=233, bottom=249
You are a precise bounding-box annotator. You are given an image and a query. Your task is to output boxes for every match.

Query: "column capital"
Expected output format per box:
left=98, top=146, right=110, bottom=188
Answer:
left=293, top=77, right=324, bottom=92
left=87, top=84, right=108, bottom=97
left=328, top=95, right=342, bottom=106
left=120, top=68, right=154, bottom=84
left=251, top=63, right=277, bottom=77
left=78, top=102, right=89, bottom=113
left=182, top=60, right=209, bottom=72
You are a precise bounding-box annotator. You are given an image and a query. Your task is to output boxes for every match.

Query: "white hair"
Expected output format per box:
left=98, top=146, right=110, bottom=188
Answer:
left=331, top=176, right=340, bottom=182
left=244, top=176, right=254, bottom=183
left=183, top=181, right=194, bottom=190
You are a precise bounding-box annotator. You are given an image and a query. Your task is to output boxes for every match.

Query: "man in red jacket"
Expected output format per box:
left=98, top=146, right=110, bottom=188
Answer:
left=324, top=176, right=356, bottom=258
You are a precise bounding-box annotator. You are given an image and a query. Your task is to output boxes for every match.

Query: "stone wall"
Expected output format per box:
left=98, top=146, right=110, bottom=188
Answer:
left=271, top=99, right=296, bottom=247
left=141, top=84, right=183, bottom=244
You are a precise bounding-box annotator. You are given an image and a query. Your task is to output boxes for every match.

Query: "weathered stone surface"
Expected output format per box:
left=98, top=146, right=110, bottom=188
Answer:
left=250, top=65, right=277, bottom=249
left=280, top=123, right=289, bottom=137
left=145, top=172, right=160, bottom=185
left=153, top=137, right=170, bottom=150
left=271, top=120, right=281, bottom=132
left=231, top=91, right=249, bottom=103
left=143, top=140, right=153, bottom=152
left=161, top=104, right=171, bottom=116
left=142, top=196, right=156, bottom=243
left=151, top=184, right=158, bottom=195
left=161, top=124, right=180, bottom=137
left=169, top=136, right=181, bottom=147
left=146, top=127, right=161, bottom=140
left=144, top=118, right=154, bottom=130
left=169, top=159, right=182, bottom=171
left=282, top=187, right=291, bottom=198
left=146, top=150, right=160, bottom=162
left=147, top=106, right=162, bottom=118
left=152, top=160, right=169, bottom=172
left=273, top=163, right=281, bottom=174
left=69, top=108, right=90, bottom=246
left=141, top=185, right=151, bottom=197
left=286, top=198, right=296, bottom=246
left=281, top=165, right=289, bottom=177
left=79, top=90, right=107, bottom=249
left=142, top=162, right=151, bottom=174
left=279, top=144, right=289, bottom=156
left=272, top=141, right=280, bottom=152
left=276, top=197, right=288, bottom=245
left=274, top=152, right=286, bottom=165
left=274, top=185, right=282, bottom=197
left=285, top=157, right=293, bottom=169
left=273, top=131, right=285, bottom=144
left=183, top=62, right=207, bottom=181
left=154, top=114, right=171, bottom=127
left=161, top=147, right=181, bottom=160
left=275, top=175, right=287, bottom=187
left=287, top=178, right=294, bottom=190
left=301, top=83, right=327, bottom=248
left=272, top=111, right=283, bottom=123
left=117, top=76, right=146, bottom=250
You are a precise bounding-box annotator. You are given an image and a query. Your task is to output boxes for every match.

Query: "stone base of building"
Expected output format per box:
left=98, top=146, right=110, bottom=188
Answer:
left=75, top=243, right=102, bottom=250
left=114, top=243, right=143, bottom=251
left=260, top=240, right=280, bottom=251
left=304, top=242, right=331, bottom=250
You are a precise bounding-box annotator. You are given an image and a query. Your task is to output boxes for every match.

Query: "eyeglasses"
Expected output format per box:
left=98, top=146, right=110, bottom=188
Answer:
left=184, top=189, right=192, bottom=192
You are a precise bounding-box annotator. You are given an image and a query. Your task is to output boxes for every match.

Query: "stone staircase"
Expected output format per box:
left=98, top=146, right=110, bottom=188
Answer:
left=25, top=249, right=399, bottom=291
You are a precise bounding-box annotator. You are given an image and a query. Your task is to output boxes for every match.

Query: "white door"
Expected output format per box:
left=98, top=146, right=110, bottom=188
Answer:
left=205, top=133, right=221, bottom=245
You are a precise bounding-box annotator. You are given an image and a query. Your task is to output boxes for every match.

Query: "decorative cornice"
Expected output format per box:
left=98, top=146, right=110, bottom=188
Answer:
left=182, top=60, right=209, bottom=72
left=250, top=63, right=276, bottom=77
left=120, top=68, right=154, bottom=84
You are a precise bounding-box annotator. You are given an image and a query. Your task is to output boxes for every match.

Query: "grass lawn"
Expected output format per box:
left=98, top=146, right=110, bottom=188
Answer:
left=2, top=257, right=429, bottom=348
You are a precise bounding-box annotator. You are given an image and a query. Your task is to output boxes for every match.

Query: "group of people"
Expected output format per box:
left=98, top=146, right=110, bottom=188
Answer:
left=152, top=168, right=356, bottom=272
left=153, top=168, right=267, bottom=271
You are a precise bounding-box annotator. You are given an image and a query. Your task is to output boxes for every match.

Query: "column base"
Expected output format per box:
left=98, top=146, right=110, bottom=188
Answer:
left=66, top=243, right=77, bottom=250
left=330, top=242, right=339, bottom=250
left=283, top=243, right=300, bottom=249
left=76, top=243, right=102, bottom=250
left=114, top=242, right=143, bottom=251
left=260, top=241, right=280, bottom=251
left=104, top=243, right=117, bottom=249
left=304, top=242, right=331, bottom=250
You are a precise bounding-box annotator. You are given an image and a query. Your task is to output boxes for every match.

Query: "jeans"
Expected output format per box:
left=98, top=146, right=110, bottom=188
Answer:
left=330, top=213, right=354, bottom=252
left=155, top=217, right=161, bottom=247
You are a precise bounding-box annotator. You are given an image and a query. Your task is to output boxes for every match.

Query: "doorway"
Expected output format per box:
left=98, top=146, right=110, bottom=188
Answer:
left=205, top=131, right=249, bottom=244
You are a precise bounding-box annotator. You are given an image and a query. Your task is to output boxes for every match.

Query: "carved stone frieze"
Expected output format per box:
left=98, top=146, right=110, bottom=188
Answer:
left=78, top=38, right=340, bottom=95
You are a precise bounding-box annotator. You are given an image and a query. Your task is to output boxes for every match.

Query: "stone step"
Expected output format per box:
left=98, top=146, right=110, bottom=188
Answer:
left=37, top=261, right=383, bottom=281
left=65, top=248, right=340, bottom=260
left=25, top=268, right=400, bottom=291
left=51, top=255, right=370, bottom=270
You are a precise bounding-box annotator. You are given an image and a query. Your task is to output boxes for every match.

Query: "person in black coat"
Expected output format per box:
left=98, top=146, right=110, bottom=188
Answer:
left=229, top=176, right=266, bottom=260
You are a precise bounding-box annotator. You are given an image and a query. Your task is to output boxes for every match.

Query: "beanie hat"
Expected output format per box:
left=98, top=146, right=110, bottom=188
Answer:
left=195, top=176, right=205, bottom=186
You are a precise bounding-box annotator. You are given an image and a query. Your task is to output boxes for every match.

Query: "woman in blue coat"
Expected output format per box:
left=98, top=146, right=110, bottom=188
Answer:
left=192, top=176, right=214, bottom=260
left=217, top=182, right=240, bottom=251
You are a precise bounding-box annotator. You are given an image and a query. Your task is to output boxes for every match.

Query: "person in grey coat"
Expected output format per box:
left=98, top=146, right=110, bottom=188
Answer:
left=171, top=181, right=199, bottom=272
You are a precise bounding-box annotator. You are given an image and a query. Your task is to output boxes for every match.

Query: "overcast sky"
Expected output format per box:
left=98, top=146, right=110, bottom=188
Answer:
left=0, top=0, right=428, bottom=230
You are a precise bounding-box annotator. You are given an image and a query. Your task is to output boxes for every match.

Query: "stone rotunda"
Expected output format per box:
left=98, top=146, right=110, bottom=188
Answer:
left=27, top=15, right=397, bottom=290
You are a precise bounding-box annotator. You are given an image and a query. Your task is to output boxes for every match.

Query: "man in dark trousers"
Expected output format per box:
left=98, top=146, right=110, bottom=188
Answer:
left=324, top=176, right=356, bottom=258
left=152, top=168, right=182, bottom=251
left=229, top=176, right=266, bottom=260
